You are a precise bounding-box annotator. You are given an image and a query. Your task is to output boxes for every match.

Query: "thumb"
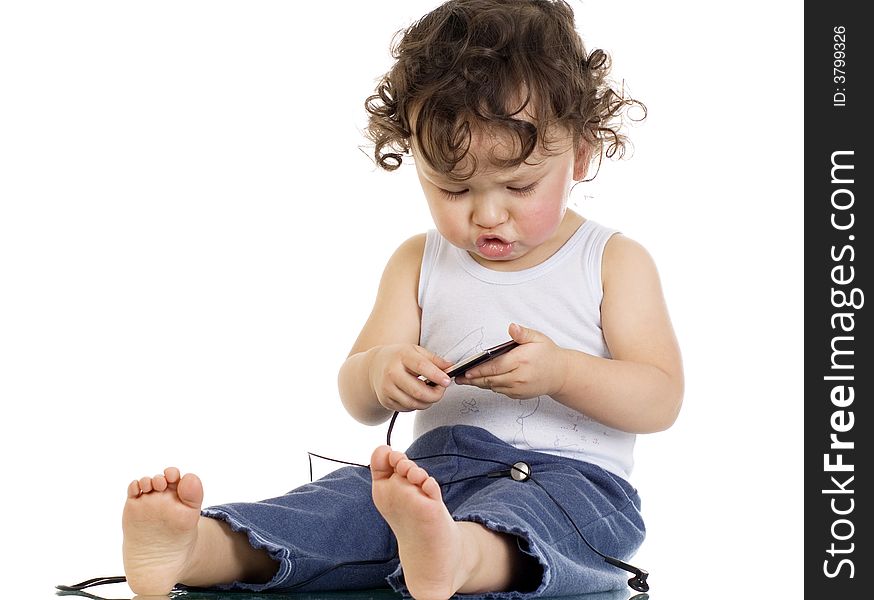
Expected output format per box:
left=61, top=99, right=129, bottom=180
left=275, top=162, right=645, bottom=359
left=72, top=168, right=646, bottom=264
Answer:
left=509, top=322, right=544, bottom=344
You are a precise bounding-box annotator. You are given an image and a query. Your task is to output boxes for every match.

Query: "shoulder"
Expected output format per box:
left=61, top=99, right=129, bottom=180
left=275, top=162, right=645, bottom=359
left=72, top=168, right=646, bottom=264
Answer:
left=396, top=232, right=427, bottom=257
left=377, top=233, right=428, bottom=288
left=347, top=234, right=429, bottom=353
left=385, top=233, right=427, bottom=271
left=602, top=233, right=659, bottom=285
left=600, top=233, right=665, bottom=301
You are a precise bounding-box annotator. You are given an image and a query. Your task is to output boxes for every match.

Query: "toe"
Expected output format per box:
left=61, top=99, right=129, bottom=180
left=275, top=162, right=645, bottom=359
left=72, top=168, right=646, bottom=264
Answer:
left=406, top=465, right=429, bottom=486
left=370, top=445, right=394, bottom=479
left=176, top=473, right=204, bottom=510
left=396, top=458, right=415, bottom=477
left=388, top=450, right=407, bottom=468
left=152, top=475, right=168, bottom=492
left=422, top=476, right=443, bottom=501
left=164, top=467, right=181, bottom=484
left=139, top=476, right=153, bottom=494
left=127, top=480, right=141, bottom=499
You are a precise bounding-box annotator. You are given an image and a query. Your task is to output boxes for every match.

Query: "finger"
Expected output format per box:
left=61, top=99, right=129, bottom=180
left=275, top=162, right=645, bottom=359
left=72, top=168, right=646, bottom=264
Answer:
left=384, top=396, right=429, bottom=413
left=382, top=383, right=436, bottom=412
left=415, top=345, right=455, bottom=371
left=509, top=322, right=546, bottom=344
left=415, top=369, right=451, bottom=388
left=464, top=373, right=512, bottom=391
left=455, top=374, right=487, bottom=388
left=459, top=374, right=490, bottom=389
left=398, top=375, right=446, bottom=406
left=410, top=349, right=452, bottom=386
left=462, top=357, right=508, bottom=381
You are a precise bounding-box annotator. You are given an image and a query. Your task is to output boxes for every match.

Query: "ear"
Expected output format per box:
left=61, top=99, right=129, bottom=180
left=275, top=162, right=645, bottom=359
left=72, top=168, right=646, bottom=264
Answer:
left=572, top=141, right=592, bottom=181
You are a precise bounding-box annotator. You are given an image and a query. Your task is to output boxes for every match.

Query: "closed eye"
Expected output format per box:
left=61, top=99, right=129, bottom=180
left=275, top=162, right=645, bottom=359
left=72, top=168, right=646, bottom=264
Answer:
left=440, top=188, right=469, bottom=200
left=508, top=182, right=538, bottom=196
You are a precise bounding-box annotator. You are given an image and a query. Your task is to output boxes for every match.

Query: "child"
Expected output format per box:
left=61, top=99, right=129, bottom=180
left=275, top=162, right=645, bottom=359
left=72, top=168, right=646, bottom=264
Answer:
left=121, top=1, right=683, bottom=598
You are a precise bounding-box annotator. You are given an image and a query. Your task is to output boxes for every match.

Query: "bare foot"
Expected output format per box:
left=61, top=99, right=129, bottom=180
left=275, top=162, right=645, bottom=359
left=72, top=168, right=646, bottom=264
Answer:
left=371, top=446, right=477, bottom=600
left=122, top=467, right=203, bottom=596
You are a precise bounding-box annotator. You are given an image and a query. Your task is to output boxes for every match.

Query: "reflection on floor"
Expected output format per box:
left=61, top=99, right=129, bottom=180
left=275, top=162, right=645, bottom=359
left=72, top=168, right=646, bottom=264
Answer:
left=56, top=583, right=649, bottom=600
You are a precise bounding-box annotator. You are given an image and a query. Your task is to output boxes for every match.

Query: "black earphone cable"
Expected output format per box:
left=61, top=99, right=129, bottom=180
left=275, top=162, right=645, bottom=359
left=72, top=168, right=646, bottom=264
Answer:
left=55, top=576, right=129, bottom=599
left=309, top=412, right=648, bottom=592
left=386, top=409, right=400, bottom=445
left=57, top=410, right=649, bottom=595
left=380, top=411, right=649, bottom=593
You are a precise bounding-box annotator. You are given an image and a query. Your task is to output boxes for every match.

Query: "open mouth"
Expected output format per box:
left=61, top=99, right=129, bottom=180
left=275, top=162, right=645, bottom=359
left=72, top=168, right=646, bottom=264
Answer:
left=476, top=235, right=514, bottom=258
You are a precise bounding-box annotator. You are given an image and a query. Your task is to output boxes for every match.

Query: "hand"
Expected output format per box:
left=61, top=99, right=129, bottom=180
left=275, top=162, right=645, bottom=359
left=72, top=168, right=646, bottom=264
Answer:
left=369, top=344, right=454, bottom=412
left=454, top=323, right=568, bottom=399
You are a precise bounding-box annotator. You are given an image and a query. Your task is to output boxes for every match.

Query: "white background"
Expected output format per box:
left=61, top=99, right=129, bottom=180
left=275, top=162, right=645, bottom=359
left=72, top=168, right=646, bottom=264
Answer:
left=0, top=1, right=802, bottom=598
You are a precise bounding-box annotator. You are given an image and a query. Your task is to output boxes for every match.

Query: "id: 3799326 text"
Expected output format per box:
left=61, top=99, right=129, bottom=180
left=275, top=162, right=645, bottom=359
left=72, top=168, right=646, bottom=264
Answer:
left=833, top=26, right=847, bottom=107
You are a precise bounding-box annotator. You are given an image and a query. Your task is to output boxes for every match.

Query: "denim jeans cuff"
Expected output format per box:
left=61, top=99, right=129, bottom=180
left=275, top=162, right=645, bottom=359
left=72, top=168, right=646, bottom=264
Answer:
left=385, top=514, right=548, bottom=599
left=198, top=506, right=295, bottom=591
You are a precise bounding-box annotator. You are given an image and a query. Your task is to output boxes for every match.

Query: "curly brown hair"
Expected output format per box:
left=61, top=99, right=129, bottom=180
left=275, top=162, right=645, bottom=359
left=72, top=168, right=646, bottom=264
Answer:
left=364, top=0, right=645, bottom=181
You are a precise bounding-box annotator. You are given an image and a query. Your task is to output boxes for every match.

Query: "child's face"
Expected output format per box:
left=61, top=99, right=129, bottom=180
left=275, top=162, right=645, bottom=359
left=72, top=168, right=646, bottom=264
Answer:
left=413, top=126, right=587, bottom=271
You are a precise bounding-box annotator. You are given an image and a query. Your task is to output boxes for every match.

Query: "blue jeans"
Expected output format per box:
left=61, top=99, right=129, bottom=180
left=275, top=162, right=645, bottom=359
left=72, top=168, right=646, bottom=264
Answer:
left=200, top=425, right=645, bottom=598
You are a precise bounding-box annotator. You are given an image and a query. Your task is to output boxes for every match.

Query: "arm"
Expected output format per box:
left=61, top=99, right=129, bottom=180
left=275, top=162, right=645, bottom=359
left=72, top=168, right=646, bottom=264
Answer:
left=581, top=234, right=684, bottom=432
left=458, top=234, right=683, bottom=434
left=338, top=234, right=454, bottom=425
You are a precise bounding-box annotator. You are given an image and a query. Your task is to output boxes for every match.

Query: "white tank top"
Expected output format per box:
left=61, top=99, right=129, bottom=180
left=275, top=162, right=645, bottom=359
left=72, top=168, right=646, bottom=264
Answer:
left=414, top=220, right=635, bottom=479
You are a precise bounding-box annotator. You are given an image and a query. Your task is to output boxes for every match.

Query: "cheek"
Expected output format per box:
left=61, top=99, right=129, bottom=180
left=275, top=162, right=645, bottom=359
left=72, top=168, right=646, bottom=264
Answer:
left=517, top=206, right=561, bottom=240
left=517, top=187, right=567, bottom=240
left=426, top=198, right=466, bottom=238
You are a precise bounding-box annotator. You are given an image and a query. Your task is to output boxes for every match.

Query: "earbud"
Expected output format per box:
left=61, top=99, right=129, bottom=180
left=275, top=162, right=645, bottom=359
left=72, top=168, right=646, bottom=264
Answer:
left=510, top=461, right=531, bottom=481
left=604, top=556, right=649, bottom=592
left=628, top=570, right=649, bottom=592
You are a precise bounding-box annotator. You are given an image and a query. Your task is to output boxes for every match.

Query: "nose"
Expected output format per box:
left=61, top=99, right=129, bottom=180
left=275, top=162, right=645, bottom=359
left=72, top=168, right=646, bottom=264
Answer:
left=471, top=193, right=508, bottom=228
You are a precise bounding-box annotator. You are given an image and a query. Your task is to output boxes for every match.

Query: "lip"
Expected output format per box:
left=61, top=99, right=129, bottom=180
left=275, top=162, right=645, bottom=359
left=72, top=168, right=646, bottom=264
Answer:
left=475, top=234, right=511, bottom=247
left=475, top=234, right=515, bottom=259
